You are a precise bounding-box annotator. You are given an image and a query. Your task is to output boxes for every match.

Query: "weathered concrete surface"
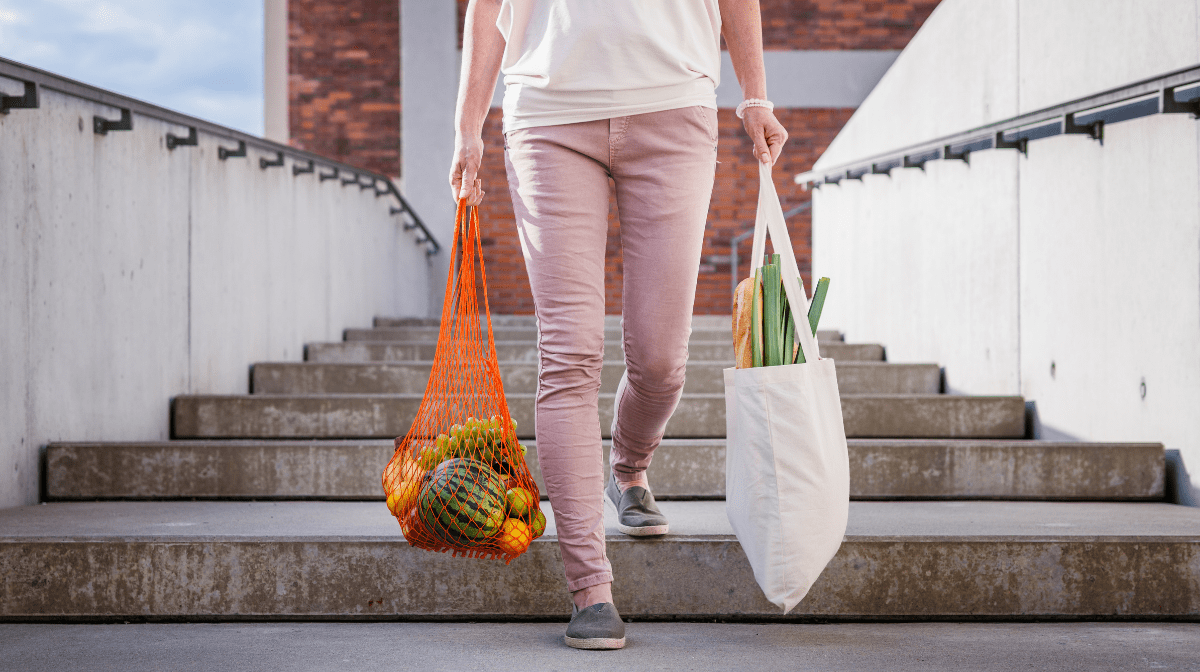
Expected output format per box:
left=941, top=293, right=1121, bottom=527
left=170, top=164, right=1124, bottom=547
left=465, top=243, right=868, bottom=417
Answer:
left=1, top=501, right=1197, bottom=619
left=812, top=0, right=1200, bottom=501
left=3, top=622, right=1197, bottom=671
left=46, top=440, right=398, bottom=500
left=305, top=341, right=884, bottom=364
left=371, top=314, right=843, bottom=339
left=840, top=395, right=1025, bottom=438
left=850, top=440, right=1165, bottom=500
left=344, top=326, right=737, bottom=344
left=44, top=439, right=721, bottom=501
left=0, top=85, right=430, bottom=509
left=46, top=440, right=1164, bottom=502
left=171, top=394, right=1026, bottom=440
left=253, top=361, right=939, bottom=395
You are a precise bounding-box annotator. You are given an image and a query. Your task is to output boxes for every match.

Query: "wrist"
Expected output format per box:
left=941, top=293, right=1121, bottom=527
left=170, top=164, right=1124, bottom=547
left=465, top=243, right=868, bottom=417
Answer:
left=736, top=98, right=774, bottom=120
left=454, top=112, right=487, bottom=140
left=455, top=126, right=481, bottom=141
left=454, top=129, right=484, bottom=147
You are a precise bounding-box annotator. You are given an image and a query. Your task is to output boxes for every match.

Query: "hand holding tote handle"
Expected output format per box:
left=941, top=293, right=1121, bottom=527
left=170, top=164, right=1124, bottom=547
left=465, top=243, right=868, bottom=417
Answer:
left=749, top=162, right=821, bottom=364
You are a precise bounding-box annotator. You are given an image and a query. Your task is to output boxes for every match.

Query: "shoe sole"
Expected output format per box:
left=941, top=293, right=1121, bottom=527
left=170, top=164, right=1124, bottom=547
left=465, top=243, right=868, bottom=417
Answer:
left=564, top=635, right=626, bottom=650
left=616, top=522, right=669, bottom=536
left=605, top=491, right=669, bottom=537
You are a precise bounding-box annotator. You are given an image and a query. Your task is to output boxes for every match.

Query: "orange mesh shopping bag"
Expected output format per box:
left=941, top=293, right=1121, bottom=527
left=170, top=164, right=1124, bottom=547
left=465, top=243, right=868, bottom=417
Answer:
left=381, top=200, right=544, bottom=562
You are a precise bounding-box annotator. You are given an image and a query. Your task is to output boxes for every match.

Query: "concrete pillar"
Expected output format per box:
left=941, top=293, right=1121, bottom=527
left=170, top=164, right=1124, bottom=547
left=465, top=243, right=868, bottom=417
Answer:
left=263, top=0, right=289, bottom=142
left=401, top=0, right=458, bottom=317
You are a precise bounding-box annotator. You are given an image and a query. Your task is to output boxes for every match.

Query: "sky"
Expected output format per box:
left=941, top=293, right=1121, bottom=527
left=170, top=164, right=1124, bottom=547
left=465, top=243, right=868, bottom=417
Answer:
left=0, top=0, right=264, bottom=136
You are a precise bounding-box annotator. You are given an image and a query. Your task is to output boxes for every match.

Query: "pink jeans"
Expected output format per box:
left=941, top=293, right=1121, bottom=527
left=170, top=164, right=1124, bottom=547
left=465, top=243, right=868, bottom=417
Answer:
left=503, top=106, right=718, bottom=591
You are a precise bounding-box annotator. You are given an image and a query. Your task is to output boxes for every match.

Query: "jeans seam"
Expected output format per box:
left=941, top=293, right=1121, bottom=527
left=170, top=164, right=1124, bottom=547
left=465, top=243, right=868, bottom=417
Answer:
left=700, top=106, right=718, bottom=148
left=608, top=116, right=630, bottom=173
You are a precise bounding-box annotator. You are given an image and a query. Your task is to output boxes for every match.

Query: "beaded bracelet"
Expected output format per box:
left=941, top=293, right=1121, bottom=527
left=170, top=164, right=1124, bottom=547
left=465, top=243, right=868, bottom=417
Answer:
left=736, top=98, right=775, bottom=119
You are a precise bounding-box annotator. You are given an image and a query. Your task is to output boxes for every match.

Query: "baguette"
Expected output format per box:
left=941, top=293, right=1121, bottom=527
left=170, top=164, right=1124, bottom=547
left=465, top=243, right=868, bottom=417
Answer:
left=732, top=276, right=756, bottom=368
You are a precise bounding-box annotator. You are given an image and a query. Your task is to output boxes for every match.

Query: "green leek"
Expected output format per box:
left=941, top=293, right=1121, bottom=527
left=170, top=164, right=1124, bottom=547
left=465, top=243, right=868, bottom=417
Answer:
left=762, top=260, right=783, bottom=367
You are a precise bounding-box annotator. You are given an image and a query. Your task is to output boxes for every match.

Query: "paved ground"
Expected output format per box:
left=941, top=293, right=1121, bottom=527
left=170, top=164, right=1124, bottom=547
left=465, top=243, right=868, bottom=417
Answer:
left=1, top=622, right=1197, bottom=671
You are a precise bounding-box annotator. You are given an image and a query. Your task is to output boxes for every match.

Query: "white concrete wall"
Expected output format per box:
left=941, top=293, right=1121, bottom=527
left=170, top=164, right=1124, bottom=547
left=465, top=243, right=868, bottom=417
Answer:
left=402, top=0, right=458, bottom=318
left=0, top=86, right=430, bottom=508
left=811, top=0, right=1200, bottom=499
left=263, top=0, right=289, bottom=143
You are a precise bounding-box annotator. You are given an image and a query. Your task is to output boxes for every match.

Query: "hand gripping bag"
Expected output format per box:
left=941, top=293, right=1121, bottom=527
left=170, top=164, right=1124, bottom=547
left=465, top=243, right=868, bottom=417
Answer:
left=382, top=201, right=543, bottom=562
left=724, top=163, right=850, bottom=612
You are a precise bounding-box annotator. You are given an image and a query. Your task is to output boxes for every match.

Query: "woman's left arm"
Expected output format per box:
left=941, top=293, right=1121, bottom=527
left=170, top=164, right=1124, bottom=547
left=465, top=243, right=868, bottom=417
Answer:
left=719, top=0, right=788, bottom=165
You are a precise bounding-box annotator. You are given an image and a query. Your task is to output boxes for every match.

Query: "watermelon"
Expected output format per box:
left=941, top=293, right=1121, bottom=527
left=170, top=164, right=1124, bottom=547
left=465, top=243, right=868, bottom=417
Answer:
left=418, top=458, right=506, bottom=547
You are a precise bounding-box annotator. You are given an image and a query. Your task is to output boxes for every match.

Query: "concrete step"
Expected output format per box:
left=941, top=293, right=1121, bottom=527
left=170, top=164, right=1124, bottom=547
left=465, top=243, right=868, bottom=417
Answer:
left=2, top=500, right=1197, bottom=619
left=46, top=439, right=1165, bottom=502
left=171, top=394, right=1026, bottom=440
left=348, top=326, right=734, bottom=343
left=305, top=340, right=884, bottom=363
left=373, top=315, right=846, bottom=343
left=252, top=361, right=940, bottom=395
left=377, top=313, right=733, bottom=327
left=5, top=622, right=1197, bottom=671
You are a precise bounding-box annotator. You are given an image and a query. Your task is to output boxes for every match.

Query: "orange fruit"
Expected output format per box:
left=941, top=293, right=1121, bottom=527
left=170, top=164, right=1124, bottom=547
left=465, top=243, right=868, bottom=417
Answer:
left=505, top=487, right=536, bottom=518
left=495, top=517, right=532, bottom=556
left=387, top=479, right=420, bottom=518
left=530, top=509, right=547, bottom=539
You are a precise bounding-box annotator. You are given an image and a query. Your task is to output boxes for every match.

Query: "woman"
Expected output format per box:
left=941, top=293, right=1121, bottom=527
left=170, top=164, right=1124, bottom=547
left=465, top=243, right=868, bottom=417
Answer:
left=450, top=0, right=787, bottom=650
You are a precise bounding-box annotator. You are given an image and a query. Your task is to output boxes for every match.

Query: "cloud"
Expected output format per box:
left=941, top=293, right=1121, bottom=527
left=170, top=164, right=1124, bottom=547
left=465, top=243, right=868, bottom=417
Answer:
left=0, top=0, right=264, bottom=135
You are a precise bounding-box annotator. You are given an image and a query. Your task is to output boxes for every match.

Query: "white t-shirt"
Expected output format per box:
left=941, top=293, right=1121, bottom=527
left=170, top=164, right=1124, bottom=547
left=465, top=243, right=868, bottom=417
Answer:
left=496, top=0, right=722, bottom=132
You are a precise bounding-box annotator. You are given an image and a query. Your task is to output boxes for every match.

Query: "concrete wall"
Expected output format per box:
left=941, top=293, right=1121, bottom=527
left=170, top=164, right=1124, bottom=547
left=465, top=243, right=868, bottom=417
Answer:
left=402, top=0, right=458, bottom=318
left=810, top=0, right=1200, bottom=498
left=263, top=0, right=288, bottom=143
left=0, top=84, right=430, bottom=508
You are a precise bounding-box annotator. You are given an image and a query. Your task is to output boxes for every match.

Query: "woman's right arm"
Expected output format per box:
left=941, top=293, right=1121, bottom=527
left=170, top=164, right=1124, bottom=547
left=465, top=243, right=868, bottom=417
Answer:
left=450, top=0, right=506, bottom=205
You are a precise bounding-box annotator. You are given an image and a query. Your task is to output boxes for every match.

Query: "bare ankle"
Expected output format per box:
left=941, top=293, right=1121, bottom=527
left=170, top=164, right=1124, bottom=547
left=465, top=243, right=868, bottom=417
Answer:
left=571, top=583, right=613, bottom=610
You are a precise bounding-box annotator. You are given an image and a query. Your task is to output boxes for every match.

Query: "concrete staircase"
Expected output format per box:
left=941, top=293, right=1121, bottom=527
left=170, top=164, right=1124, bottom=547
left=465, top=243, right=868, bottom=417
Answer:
left=6, top=315, right=1198, bottom=621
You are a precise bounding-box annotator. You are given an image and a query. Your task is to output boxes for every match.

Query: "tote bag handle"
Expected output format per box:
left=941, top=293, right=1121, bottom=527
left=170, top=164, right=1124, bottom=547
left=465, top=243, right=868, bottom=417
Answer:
left=748, top=162, right=822, bottom=364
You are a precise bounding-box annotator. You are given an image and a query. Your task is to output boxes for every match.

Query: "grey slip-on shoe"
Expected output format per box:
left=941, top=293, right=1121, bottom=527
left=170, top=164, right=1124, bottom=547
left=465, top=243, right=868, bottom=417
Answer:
left=606, top=475, right=670, bottom=536
left=564, top=602, right=626, bottom=650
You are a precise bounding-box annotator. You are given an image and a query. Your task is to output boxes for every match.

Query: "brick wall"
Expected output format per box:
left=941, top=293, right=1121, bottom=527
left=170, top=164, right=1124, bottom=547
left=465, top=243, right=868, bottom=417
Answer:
left=474, top=107, right=854, bottom=315
left=760, top=0, right=941, bottom=49
left=452, top=0, right=937, bottom=314
left=284, top=0, right=940, bottom=314
left=289, top=0, right=400, bottom=176
left=458, top=0, right=940, bottom=49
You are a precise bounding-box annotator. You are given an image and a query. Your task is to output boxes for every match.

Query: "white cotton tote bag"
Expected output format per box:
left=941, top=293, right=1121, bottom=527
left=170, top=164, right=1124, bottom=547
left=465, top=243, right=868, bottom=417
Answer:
left=724, top=162, right=850, bottom=614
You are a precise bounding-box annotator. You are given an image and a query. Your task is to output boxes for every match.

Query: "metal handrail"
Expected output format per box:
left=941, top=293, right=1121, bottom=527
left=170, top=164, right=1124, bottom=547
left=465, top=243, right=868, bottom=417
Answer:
left=794, top=63, right=1200, bottom=189
left=719, top=200, right=812, bottom=305
left=0, top=56, right=440, bottom=256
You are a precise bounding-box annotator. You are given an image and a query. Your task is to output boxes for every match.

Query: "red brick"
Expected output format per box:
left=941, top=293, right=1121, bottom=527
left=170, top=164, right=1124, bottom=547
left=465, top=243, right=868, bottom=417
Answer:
left=457, top=0, right=940, bottom=50
left=289, top=0, right=400, bottom=176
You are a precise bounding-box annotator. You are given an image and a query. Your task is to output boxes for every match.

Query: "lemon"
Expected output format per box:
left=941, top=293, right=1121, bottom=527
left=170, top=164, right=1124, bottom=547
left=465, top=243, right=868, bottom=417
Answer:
left=505, top=487, right=536, bottom=518
left=530, top=509, right=547, bottom=539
